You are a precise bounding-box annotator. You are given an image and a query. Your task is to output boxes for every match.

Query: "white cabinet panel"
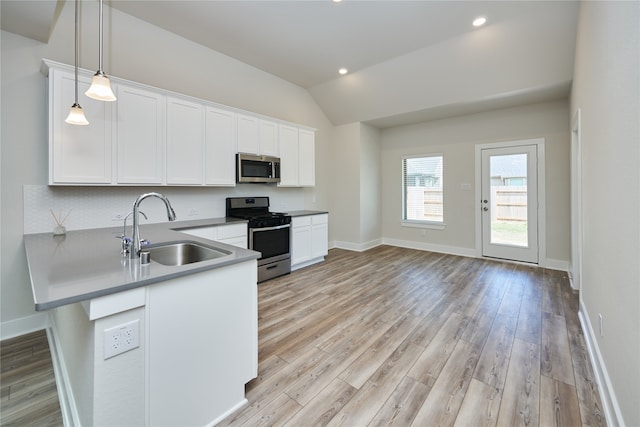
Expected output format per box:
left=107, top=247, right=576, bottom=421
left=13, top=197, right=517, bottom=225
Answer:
left=298, top=129, right=315, bottom=187
left=147, top=262, right=257, bottom=426
left=311, top=215, right=329, bottom=259
left=205, top=107, right=236, bottom=186
left=292, top=223, right=312, bottom=266
left=49, top=68, right=114, bottom=184
left=116, top=85, right=164, bottom=184
left=236, top=114, right=259, bottom=155
left=278, top=125, right=315, bottom=187
left=292, top=214, right=328, bottom=268
left=177, top=223, right=247, bottom=249
left=278, top=124, right=299, bottom=187
left=259, top=120, right=279, bottom=156
left=166, top=97, right=204, bottom=185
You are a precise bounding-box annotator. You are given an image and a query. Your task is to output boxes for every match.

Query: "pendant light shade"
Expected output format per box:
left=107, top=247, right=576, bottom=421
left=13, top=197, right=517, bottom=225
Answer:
left=85, top=0, right=116, bottom=101
left=66, top=103, right=90, bottom=125
left=65, top=0, right=89, bottom=125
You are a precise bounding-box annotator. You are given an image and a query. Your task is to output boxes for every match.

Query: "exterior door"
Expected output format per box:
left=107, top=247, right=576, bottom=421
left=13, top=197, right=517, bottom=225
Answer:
left=481, top=145, right=538, bottom=263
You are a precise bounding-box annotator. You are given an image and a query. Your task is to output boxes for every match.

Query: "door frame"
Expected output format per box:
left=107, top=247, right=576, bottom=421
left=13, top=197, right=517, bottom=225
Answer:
left=475, top=138, right=546, bottom=265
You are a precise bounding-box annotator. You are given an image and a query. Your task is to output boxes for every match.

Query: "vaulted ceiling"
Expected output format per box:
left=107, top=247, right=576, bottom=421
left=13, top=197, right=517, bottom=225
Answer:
left=1, top=0, right=579, bottom=127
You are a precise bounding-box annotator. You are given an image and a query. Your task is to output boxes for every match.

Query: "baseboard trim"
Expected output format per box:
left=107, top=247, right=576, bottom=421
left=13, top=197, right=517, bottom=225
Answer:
left=382, top=238, right=477, bottom=258
left=332, top=239, right=382, bottom=252
left=579, top=301, right=625, bottom=427
left=540, top=257, right=570, bottom=272
left=0, top=313, right=49, bottom=341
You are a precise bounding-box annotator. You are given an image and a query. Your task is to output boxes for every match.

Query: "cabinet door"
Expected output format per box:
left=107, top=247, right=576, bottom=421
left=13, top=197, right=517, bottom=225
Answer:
left=166, top=97, right=204, bottom=185
left=259, top=120, right=278, bottom=156
left=205, top=107, right=236, bottom=186
left=50, top=69, right=114, bottom=184
left=311, top=215, right=328, bottom=259
left=292, top=225, right=312, bottom=265
left=298, top=129, right=315, bottom=187
left=278, top=124, right=299, bottom=187
left=116, top=85, right=164, bottom=184
left=236, top=114, right=259, bottom=154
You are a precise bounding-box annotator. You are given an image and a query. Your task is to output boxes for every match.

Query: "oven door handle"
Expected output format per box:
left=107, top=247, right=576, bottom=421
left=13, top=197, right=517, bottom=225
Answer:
left=251, top=223, right=291, bottom=232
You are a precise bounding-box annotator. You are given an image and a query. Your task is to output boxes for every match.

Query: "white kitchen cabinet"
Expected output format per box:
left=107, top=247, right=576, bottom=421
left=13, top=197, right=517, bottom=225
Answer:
left=259, top=119, right=279, bottom=156
left=278, top=125, right=316, bottom=187
left=205, top=107, right=236, bottom=186
left=298, top=129, right=316, bottom=187
left=116, top=85, right=164, bottom=184
left=311, top=214, right=329, bottom=259
left=166, top=97, right=204, bottom=185
left=236, top=114, right=260, bottom=154
left=291, top=216, right=312, bottom=266
left=291, top=214, right=328, bottom=269
left=179, top=223, right=248, bottom=249
left=44, top=60, right=315, bottom=187
left=48, top=67, right=114, bottom=184
left=147, top=261, right=257, bottom=426
left=237, top=114, right=278, bottom=157
left=278, top=124, right=299, bottom=187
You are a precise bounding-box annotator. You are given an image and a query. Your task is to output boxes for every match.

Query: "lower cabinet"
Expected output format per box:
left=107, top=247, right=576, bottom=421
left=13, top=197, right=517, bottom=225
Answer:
left=179, top=223, right=247, bottom=248
left=148, top=261, right=257, bottom=426
left=291, top=214, right=328, bottom=270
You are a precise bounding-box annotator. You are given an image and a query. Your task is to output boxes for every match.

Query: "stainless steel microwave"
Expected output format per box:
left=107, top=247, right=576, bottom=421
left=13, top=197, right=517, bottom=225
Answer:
left=236, top=153, right=281, bottom=184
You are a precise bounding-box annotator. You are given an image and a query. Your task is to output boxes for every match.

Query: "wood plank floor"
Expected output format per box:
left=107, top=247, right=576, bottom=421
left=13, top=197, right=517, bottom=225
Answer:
left=0, top=329, right=63, bottom=426
left=0, top=246, right=605, bottom=426
left=220, top=246, right=606, bottom=427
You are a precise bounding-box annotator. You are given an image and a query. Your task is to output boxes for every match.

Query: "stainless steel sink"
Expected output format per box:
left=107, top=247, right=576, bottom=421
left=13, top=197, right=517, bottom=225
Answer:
left=145, top=242, right=231, bottom=266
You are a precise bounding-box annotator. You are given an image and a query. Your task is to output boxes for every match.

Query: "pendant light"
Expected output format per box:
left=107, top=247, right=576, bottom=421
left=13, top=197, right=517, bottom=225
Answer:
left=65, top=0, right=89, bottom=125
left=85, top=0, right=116, bottom=101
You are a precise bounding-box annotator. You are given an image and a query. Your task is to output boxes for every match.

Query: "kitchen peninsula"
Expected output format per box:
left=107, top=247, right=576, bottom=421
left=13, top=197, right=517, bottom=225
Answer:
left=24, top=218, right=259, bottom=426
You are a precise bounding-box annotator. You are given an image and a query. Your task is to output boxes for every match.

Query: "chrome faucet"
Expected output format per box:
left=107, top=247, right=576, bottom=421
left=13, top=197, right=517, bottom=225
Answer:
left=128, top=192, right=177, bottom=258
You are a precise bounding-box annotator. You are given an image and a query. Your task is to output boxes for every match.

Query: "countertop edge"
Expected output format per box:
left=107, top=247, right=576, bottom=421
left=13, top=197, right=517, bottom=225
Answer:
left=25, top=217, right=259, bottom=311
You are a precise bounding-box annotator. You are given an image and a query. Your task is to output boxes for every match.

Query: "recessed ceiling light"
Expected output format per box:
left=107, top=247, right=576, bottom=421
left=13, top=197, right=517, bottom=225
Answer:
left=338, top=67, right=348, bottom=75
left=333, top=0, right=342, bottom=3
left=473, top=16, right=487, bottom=27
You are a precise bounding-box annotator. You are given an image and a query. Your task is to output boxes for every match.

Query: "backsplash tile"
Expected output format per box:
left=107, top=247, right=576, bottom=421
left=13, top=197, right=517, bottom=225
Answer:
left=24, top=185, right=304, bottom=234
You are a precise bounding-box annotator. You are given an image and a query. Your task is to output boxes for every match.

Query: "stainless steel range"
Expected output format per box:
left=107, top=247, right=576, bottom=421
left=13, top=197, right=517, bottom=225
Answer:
left=226, top=197, right=291, bottom=282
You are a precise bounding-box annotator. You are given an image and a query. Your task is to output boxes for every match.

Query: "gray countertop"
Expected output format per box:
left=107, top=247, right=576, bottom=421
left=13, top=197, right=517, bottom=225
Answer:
left=24, top=217, right=259, bottom=311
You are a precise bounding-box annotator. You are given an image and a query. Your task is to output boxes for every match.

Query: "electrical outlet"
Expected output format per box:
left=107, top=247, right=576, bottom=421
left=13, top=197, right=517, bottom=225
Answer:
left=188, top=208, right=198, bottom=217
left=103, top=320, right=140, bottom=359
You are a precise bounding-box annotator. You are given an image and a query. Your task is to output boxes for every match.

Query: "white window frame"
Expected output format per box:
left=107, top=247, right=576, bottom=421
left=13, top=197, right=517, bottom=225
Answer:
left=401, top=153, right=445, bottom=230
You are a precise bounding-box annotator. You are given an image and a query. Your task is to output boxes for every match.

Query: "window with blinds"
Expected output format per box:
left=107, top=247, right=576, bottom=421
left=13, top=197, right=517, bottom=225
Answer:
left=402, top=155, right=444, bottom=224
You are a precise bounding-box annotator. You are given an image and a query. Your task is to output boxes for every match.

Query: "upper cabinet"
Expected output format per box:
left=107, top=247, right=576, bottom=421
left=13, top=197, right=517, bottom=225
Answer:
left=205, top=107, right=236, bottom=186
left=278, top=125, right=315, bottom=187
left=116, top=84, right=164, bottom=184
left=166, top=97, right=204, bottom=185
left=298, top=129, right=315, bottom=187
left=237, top=114, right=279, bottom=157
left=236, top=114, right=259, bottom=155
left=259, top=120, right=279, bottom=157
left=43, top=60, right=315, bottom=187
left=48, top=67, right=114, bottom=184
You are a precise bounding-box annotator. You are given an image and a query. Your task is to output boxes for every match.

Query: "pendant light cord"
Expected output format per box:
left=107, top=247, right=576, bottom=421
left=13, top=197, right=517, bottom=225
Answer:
left=74, top=0, right=80, bottom=103
left=98, top=0, right=104, bottom=73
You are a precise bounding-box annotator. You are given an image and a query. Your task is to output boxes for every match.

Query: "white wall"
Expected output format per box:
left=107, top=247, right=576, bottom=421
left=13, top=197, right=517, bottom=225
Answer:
left=380, top=100, right=571, bottom=264
left=571, top=1, right=640, bottom=425
left=359, top=123, right=381, bottom=245
left=0, top=1, right=332, bottom=329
